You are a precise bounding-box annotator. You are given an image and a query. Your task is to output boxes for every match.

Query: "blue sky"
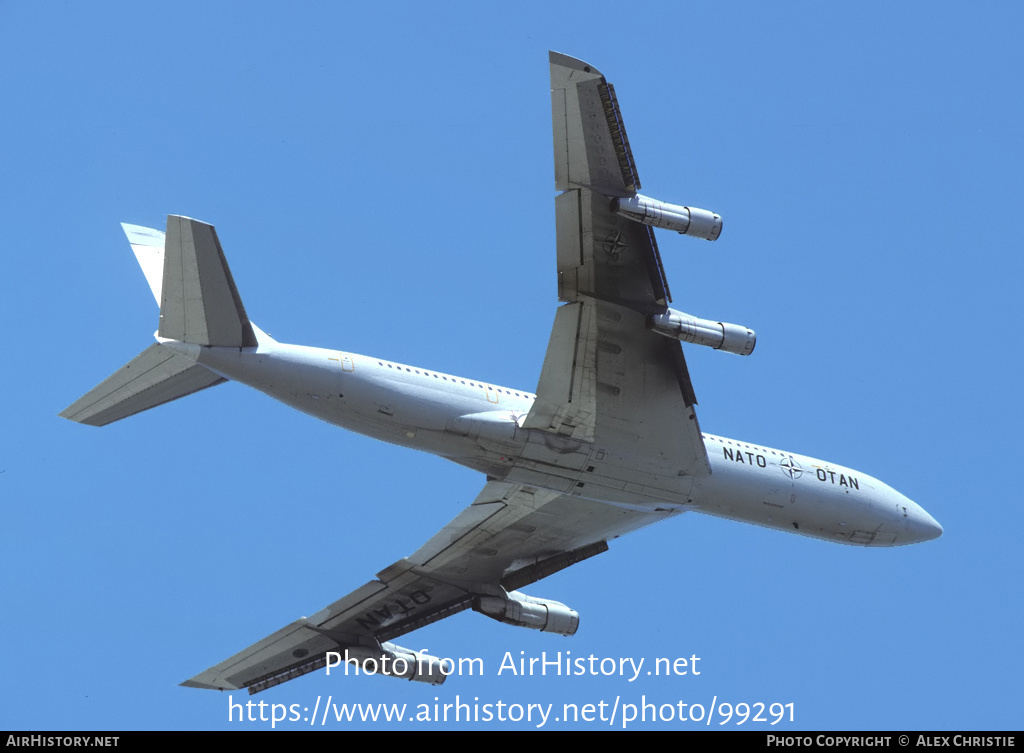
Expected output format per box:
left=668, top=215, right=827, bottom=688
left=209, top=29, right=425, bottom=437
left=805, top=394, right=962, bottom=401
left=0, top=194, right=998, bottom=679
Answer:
left=2, top=2, right=1021, bottom=731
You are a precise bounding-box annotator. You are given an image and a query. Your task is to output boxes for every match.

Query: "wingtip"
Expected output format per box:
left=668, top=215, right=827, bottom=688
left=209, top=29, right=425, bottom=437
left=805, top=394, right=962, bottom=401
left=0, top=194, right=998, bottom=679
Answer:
left=180, top=675, right=240, bottom=691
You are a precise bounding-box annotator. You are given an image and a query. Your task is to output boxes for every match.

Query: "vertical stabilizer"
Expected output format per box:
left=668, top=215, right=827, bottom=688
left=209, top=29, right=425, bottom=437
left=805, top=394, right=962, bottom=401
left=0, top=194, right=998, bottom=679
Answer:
left=122, top=223, right=166, bottom=304
left=159, top=216, right=258, bottom=348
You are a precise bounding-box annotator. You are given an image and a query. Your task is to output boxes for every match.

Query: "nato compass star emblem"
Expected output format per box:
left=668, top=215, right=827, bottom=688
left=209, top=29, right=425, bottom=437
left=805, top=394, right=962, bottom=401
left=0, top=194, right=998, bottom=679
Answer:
left=601, top=230, right=628, bottom=262
left=780, top=457, right=803, bottom=479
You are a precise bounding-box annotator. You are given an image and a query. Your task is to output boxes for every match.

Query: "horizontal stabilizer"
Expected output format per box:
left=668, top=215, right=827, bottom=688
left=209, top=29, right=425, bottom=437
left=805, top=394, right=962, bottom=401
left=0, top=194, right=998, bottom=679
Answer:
left=59, top=344, right=224, bottom=426
left=160, top=216, right=258, bottom=348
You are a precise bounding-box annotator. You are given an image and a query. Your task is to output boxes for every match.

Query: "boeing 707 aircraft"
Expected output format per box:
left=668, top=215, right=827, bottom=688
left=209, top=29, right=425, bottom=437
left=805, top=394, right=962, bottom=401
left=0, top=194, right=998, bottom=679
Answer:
left=61, top=53, right=942, bottom=694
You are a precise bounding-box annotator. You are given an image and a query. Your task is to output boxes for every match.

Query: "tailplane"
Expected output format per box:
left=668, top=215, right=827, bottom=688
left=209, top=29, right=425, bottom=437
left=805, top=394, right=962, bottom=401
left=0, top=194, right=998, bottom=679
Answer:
left=59, top=345, right=225, bottom=426
left=60, top=216, right=264, bottom=426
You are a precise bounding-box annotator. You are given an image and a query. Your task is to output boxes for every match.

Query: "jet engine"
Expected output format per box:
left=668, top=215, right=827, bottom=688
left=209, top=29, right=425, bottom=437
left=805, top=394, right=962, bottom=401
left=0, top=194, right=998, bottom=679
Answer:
left=610, top=194, right=722, bottom=241
left=337, top=641, right=450, bottom=685
left=472, top=591, right=579, bottom=635
left=647, top=309, right=756, bottom=356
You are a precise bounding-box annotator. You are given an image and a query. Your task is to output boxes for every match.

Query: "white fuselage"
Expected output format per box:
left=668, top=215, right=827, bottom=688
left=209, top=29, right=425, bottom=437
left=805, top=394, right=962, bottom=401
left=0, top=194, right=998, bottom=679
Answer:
left=178, top=337, right=941, bottom=548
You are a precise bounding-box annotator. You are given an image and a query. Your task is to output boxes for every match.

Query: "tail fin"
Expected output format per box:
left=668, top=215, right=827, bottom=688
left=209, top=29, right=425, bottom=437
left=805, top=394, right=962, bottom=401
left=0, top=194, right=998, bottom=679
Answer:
left=61, top=215, right=260, bottom=426
left=122, top=222, right=166, bottom=303
left=159, top=216, right=258, bottom=348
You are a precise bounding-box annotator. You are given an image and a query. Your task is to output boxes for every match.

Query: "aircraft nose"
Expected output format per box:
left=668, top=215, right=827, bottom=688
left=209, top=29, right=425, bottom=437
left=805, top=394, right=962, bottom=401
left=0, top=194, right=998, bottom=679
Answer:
left=904, top=502, right=943, bottom=544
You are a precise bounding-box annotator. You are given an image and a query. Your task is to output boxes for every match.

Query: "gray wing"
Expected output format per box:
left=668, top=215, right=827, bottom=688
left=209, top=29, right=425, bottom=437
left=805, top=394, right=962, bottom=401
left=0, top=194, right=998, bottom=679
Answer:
left=182, top=480, right=675, bottom=693
left=522, top=52, right=709, bottom=478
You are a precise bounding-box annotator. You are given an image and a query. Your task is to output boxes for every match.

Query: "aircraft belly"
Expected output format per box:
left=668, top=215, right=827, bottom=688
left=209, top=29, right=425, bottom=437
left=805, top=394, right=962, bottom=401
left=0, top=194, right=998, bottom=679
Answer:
left=194, top=344, right=496, bottom=446
left=196, top=344, right=349, bottom=409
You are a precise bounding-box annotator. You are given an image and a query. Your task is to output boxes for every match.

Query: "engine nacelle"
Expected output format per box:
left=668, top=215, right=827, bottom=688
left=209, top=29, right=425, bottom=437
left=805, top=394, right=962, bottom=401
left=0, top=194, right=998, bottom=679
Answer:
left=647, top=309, right=756, bottom=356
left=332, top=642, right=450, bottom=685
left=472, top=591, right=579, bottom=636
left=610, top=194, right=722, bottom=241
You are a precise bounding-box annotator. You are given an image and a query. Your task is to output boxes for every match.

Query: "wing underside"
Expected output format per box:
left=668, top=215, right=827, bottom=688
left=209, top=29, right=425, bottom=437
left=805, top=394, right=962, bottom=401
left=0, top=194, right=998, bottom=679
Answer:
left=524, top=52, right=709, bottom=478
left=183, top=480, right=676, bottom=692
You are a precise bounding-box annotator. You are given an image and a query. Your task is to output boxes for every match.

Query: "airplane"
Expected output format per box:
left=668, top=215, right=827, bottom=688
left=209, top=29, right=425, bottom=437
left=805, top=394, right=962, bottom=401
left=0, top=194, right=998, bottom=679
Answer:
left=60, top=52, right=942, bottom=694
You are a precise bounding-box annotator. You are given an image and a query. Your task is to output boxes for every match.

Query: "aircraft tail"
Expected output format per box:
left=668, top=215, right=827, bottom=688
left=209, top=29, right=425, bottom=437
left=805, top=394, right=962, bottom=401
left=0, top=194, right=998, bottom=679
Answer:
left=61, top=216, right=265, bottom=426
